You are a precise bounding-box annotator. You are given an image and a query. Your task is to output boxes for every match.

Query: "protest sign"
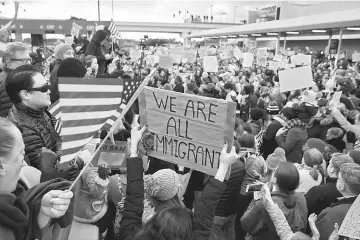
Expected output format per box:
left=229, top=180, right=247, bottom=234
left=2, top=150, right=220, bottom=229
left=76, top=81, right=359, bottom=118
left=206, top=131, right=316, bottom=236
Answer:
left=181, top=57, right=188, bottom=63
left=287, top=51, right=295, bottom=56
left=159, top=55, right=173, bottom=69
left=206, top=48, right=217, bottom=56
left=171, top=54, right=182, bottom=64
left=92, top=140, right=128, bottom=171
left=203, top=56, right=218, bottom=73
left=233, top=47, right=243, bottom=60
left=338, top=195, right=360, bottom=239
left=273, top=54, right=282, bottom=62
left=243, top=52, right=254, bottom=67
left=257, top=48, right=267, bottom=58
left=198, top=48, right=206, bottom=59
left=269, top=61, right=280, bottom=71
left=329, top=91, right=342, bottom=108
left=291, top=54, right=312, bottom=66
left=130, top=50, right=141, bottom=60
left=139, top=87, right=236, bottom=175
left=352, top=52, right=360, bottom=62
left=71, top=22, right=83, bottom=37
left=171, top=47, right=184, bottom=55
left=278, top=66, right=313, bottom=92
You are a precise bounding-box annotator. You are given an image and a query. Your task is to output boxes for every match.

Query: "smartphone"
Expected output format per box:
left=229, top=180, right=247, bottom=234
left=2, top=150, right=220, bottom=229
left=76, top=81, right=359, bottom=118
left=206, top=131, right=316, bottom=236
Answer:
left=246, top=183, right=263, bottom=192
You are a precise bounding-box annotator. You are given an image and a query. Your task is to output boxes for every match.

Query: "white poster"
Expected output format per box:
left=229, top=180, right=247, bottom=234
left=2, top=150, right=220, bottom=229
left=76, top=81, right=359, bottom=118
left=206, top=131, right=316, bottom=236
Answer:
left=243, top=52, right=254, bottom=67
left=203, top=56, right=218, bottom=73
left=279, top=66, right=313, bottom=92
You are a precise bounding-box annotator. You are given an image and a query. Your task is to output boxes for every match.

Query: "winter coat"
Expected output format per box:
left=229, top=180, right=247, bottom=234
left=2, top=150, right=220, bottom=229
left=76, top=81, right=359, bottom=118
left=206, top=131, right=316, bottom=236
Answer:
left=305, top=178, right=342, bottom=216
left=118, top=157, right=226, bottom=240
left=0, top=179, right=74, bottom=240
left=49, top=59, right=62, bottom=104
left=241, top=191, right=308, bottom=240
left=293, top=103, right=318, bottom=124
left=215, top=159, right=245, bottom=217
left=85, top=30, right=108, bottom=74
left=261, top=119, right=283, bottom=159
left=249, top=120, right=262, bottom=136
left=316, top=196, right=357, bottom=240
left=7, top=103, right=62, bottom=170
left=276, top=127, right=307, bottom=164
left=0, top=71, right=12, bottom=118
left=74, top=167, right=109, bottom=223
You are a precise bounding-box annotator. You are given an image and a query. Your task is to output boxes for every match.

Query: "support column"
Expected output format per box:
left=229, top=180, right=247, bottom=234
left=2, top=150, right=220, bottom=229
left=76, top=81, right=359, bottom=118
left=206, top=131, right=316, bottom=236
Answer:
left=326, top=30, right=332, bottom=58
left=337, top=28, right=343, bottom=59
left=275, top=33, right=281, bottom=54
left=15, top=32, right=22, bottom=41
left=283, top=33, right=287, bottom=50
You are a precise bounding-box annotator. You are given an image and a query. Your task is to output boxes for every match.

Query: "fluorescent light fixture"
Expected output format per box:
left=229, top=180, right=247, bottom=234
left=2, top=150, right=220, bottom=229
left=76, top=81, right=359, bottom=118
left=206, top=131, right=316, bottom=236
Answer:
left=212, top=37, right=219, bottom=39
left=347, top=27, right=360, bottom=31
left=286, top=31, right=299, bottom=34
left=251, top=34, right=261, bottom=37
left=220, top=36, right=228, bottom=38
left=228, top=35, right=237, bottom=38
left=267, top=33, right=278, bottom=36
left=312, top=30, right=326, bottom=33
left=239, top=34, right=248, bottom=37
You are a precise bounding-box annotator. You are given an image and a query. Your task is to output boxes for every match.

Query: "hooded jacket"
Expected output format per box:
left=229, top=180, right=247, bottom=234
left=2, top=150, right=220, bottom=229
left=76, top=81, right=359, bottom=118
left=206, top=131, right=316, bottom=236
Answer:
left=241, top=191, right=308, bottom=240
left=0, top=71, right=12, bottom=117
left=85, top=30, right=108, bottom=74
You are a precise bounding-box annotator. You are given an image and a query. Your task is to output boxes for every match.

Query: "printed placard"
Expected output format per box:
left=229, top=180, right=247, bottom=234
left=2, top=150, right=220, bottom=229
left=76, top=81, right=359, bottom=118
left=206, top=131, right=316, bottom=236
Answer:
left=71, top=22, right=83, bottom=37
left=203, top=56, right=218, bottom=73
left=92, top=140, right=128, bottom=170
left=278, top=66, right=313, bottom=92
left=352, top=52, right=360, bottom=62
left=243, top=52, right=254, bottom=67
left=139, top=87, right=236, bottom=175
left=291, top=54, right=311, bottom=66
left=233, top=47, right=243, bottom=60
left=158, top=56, right=173, bottom=69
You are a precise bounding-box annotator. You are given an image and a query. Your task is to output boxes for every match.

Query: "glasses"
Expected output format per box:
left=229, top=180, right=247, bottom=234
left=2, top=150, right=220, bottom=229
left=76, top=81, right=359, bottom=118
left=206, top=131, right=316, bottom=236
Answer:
left=27, top=83, right=50, bottom=93
left=10, top=58, right=32, bottom=64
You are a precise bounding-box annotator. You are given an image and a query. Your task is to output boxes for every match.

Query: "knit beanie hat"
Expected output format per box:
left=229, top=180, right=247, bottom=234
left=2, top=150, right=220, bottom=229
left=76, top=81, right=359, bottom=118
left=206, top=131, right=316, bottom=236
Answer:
left=266, top=147, right=286, bottom=170
left=57, top=58, right=87, bottom=78
left=54, top=43, right=73, bottom=60
left=144, top=169, right=180, bottom=201
left=305, top=138, right=327, bottom=153
left=267, top=100, right=280, bottom=115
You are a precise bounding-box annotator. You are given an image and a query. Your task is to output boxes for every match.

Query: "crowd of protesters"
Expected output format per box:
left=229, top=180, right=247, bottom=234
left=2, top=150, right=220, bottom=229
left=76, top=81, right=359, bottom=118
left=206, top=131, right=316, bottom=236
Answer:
left=0, top=26, right=359, bottom=240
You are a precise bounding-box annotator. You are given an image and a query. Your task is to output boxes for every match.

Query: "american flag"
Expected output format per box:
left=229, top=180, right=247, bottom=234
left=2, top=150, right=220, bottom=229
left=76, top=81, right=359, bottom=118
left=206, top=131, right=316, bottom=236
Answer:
left=48, top=70, right=156, bottom=163
left=255, top=128, right=265, bottom=155
left=108, top=21, right=121, bottom=39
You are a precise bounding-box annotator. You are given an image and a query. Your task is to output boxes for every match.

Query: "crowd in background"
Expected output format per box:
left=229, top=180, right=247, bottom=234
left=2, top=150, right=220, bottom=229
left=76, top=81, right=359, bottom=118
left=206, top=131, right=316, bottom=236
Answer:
left=0, top=26, right=359, bottom=240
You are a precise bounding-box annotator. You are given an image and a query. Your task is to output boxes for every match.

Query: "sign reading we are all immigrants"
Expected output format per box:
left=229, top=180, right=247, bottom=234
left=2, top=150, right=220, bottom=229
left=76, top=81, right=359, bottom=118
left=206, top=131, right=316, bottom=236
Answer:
left=139, top=87, right=236, bottom=175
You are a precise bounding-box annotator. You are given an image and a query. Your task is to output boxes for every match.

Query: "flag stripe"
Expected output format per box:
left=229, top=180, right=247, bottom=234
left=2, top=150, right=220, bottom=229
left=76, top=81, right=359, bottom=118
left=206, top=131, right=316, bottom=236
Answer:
left=61, top=104, right=120, bottom=113
left=60, top=92, right=121, bottom=99
left=62, top=110, right=118, bottom=121
left=62, top=122, right=109, bottom=136
left=63, top=116, right=116, bottom=128
left=60, top=84, right=123, bottom=92
left=63, top=131, right=97, bottom=143
left=62, top=136, right=95, bottom=150
left=58, top=77, right=124, bottom=86
left=60, top=98, right=122, bottom=106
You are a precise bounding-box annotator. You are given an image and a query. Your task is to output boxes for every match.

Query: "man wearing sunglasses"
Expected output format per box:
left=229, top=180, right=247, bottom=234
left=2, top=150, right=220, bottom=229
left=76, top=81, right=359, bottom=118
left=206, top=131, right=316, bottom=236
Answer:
left=5, top=65, right=82, bottom=182
left=0, top=42, right=32, bottom=118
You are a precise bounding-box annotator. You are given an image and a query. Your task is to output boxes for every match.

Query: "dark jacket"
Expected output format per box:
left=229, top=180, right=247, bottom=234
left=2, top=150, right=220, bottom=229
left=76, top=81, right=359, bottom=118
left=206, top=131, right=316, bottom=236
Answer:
left=7, top=103, right=62, bottom=170
left=316, top=196, right=357, bottom=240
left=0, top=179, right=74, bottom=240
left=276, top=127, right=307, bottom=164
left=173, top=83, right=184, bottom=93
left=249, top=120, right=262, bottom=136
left=118, top=157, right=226, bottom=240
left=0, top=71, right=12, bottom=118
left=49, top=59, right=62, bottom=104
left=215, top=159, right=245, bottom=217
left=293, top=103, right=318, bottom=124
left=85, top=30, right=108, bottom=74
left=241, top=191, right=308, bottom=240
left=305, top=178, right=342, bottom=216
left=261, top=119, right=283, bottom=159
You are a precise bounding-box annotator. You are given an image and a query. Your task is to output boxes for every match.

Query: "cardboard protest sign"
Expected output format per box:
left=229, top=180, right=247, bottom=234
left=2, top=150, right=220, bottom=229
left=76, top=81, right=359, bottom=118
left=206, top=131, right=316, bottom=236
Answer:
left=159, top=55, right=173, bottom=69
left=171, top=54, right=182, bottom=64
left=71, top=22, right=83, bottom=37
left=203, top=56, right=218, bottom=73
left=233, top=47, right=243, bottom=60
left=291, top=55, right=311, bottom=66
left=92, top=140, right=128, bottom=171
left=278, top=66, right=313, bottom=92
left=139, top=87, right=236, bottom=175
left=273, top=54, right=282, bottom=62
left=243, top=52, right=254, bottom=67
left=287, top=51, right=295, bottom=56
left=130, top=50, right=141, bottom=61
left=352, top=52, right=360, bottom=62
left=198, top=48, right=206, bottom=59
left=338, top=195, right=360, bottom=239
left=269, top=61, right=280, bottom=71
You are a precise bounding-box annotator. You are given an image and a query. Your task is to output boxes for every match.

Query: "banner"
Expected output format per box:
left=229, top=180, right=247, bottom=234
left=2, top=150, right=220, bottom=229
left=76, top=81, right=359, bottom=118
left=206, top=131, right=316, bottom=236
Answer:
left=278, top=66, right=313, bottom=92
left=139, top=87, right=236, bottom=175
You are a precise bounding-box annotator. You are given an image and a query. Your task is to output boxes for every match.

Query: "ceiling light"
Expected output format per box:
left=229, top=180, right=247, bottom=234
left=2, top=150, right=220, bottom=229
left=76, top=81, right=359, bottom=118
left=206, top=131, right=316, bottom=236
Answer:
left=267, top=33, right=278, bottom=36
left=347, top=27, right=360, bottom=31
left=251, top=34, right=261, bottom=37
left=212, top=36, right=219, bottom=39
left=286, top=31, right=299, bottom=34
left=312, top=30, right=326, bottom=33
left=228, top=35, right=237, bottom=38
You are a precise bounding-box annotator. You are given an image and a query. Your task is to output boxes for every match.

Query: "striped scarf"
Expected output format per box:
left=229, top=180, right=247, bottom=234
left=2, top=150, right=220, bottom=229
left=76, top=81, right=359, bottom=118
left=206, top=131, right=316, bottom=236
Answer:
left=284, top=118, right=307, bottom=131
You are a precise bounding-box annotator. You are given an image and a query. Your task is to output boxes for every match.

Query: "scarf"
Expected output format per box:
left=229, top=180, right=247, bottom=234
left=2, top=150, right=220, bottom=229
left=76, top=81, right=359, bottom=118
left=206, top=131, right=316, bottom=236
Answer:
left=284, top=118, right=307, bottom=131
left=273, top=116, right=288, bottom=127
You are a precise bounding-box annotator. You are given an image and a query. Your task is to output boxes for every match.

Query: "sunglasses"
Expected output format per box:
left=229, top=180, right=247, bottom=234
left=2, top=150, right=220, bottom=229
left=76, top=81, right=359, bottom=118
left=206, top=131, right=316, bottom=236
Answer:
left=27, top=83, right=50, bottom=93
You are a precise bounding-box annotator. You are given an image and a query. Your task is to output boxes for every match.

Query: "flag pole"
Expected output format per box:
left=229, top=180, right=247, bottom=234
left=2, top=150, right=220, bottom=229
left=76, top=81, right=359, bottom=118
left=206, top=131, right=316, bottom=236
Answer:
left=68, top=68, right=156, bottom=191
